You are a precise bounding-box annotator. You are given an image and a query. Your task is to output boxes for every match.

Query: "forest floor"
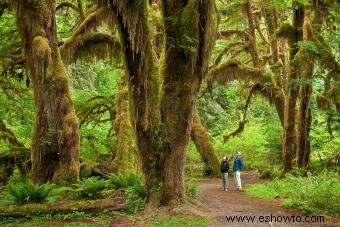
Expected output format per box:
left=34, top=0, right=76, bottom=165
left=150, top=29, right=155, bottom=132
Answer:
left=109, top=172, right=339, bottom=226
left=2, top=173, right=339, bottom=226
left=189, top=173, right=340, bottom=227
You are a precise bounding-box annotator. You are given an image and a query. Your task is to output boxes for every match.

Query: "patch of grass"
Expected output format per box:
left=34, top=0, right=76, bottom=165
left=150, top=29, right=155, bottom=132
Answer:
left=149, top=215, right=211, bottom=227
left=246, top=171, right=340, bottom=216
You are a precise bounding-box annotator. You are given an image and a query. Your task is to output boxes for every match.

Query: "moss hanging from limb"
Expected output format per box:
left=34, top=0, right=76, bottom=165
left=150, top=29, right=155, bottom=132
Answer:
left=208, top=60, right=272, bottom=87
left=112, top=76, right=140, bottom=173
left=60, top=33, right=121, bottom=64
left=191, top=113, right=220, bottom=176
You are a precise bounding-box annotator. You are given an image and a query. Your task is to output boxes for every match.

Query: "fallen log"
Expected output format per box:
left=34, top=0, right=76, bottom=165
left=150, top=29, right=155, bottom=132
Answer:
left=0, top=198, right=127, bottom=217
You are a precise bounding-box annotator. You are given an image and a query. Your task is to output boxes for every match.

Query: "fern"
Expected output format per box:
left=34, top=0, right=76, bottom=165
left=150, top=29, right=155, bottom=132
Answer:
left=109, top=173, right=143, bottom=189
left=71, top=177, right=109, bottom=199
left=3, top=182, right=67, bottom=204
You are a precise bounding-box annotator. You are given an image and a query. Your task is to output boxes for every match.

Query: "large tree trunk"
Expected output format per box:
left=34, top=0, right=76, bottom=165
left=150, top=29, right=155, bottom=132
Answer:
left=282, top=6, right=304, bottom=172
left=160, top=0, right=217, bottom=206
left=191, top=113, right=220, bottom=176
left=104, top=0, right=161, bottom=203
left=13, top=0, right=80, bottom=184
left=296, top=7, right=314, bottom=168
left=112, top=76, right=140, bottom=173
left=105, top=0, right=216, bottom=206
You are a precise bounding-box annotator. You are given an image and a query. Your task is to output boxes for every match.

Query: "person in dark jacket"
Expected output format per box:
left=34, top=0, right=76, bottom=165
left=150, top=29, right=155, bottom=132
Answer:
left=233, top=151, right=244, bottom=190
left=220, top=156, right=229, bottom=191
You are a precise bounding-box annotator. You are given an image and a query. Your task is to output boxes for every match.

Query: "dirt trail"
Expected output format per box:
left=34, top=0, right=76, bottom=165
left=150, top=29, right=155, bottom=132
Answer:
left=192, top=173, right=339, bottom=227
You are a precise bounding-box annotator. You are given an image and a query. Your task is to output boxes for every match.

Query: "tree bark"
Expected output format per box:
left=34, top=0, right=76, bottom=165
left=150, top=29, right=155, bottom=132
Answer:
left=191, top=113, right=220, bottom=176
left=111, top=76, right=140, bottom=173
left=160, top=0, right=217, bottom=206
left=296, top=7, right=314, bottom=168
left=13, top=0, right=80, bottom=184
left=282, top=6, right=304, bottom=172
left=105, top=0, right=216, bottom=206
left=104, top=0, right=161, bottom=203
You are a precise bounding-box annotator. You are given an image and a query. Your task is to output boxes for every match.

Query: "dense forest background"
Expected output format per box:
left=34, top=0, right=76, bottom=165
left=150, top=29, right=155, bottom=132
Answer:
left=0, top=0, right=339, bottom=225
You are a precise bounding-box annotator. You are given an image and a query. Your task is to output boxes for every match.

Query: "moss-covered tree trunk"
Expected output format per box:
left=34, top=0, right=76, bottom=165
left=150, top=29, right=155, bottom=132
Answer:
left=282, top=6, right=304, bottom=172
left=104, top=0, right=161, bottom=202
left=13, top=0, right=80, bottom=184
left=112, top=76, right=139, bottom=173
left=191, top=113, right=220, bottom=176
left=296, top=7, right=314, bottom=168
left=160, top=0, right=216, bottom=205
left=105, top=0, right=216, bottom=206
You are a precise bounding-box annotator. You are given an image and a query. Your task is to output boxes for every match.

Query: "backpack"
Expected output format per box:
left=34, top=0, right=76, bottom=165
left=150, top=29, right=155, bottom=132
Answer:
left=220, top=161, right=229, bottom=172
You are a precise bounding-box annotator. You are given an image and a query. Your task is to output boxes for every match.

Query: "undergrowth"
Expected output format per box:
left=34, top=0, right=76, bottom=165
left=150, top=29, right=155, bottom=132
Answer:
left=246, top=171, right=340, bottom=216
left=3, top=181, right=67, bottom=204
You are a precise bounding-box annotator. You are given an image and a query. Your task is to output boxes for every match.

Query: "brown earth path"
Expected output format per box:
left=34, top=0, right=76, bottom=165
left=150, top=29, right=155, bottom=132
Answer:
left=191, top=173, right=339, bottom=227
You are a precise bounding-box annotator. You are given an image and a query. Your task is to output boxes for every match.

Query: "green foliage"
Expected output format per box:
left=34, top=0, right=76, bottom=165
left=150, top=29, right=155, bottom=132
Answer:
left=109, top=173, right=143, bottom=189
left=71, top=177, right=108, bottom=199
left=246, top=171, right=340, bottom=216
left=124, top=184, right=146, bottom=214
left=108, top=173, right=145, bottom=214
left=3, top=182, right=66, bottom=204
left=150, top=215, right=211, bottom=227
left=297, top=41, right=319, bottom=54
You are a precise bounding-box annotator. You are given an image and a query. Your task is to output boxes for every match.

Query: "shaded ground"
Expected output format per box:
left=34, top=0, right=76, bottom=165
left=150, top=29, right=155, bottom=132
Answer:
left=191, top=173, right=339, bottom=227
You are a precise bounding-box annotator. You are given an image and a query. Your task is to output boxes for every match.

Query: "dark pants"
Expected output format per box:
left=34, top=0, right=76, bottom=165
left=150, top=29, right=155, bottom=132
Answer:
left=221, top=172, right=228, bottom=191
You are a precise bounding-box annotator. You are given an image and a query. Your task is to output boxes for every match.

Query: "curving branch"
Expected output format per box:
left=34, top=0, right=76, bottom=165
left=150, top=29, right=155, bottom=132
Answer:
left=223, top=83, right=260, bottom=143
left=56, top=2, right=80, bottom=13
left=218, top=29, right=251, bottom=40
left=60, top=32, right=121, bottom=64
left=76, top=95, right=116, bottom=129
left=208, top=60, right=273, bottom=88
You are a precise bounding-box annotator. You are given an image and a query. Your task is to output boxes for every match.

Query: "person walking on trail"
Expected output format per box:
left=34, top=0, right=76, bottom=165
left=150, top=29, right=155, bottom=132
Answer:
left=220, top=156, right=229, bottom=191
left=233, top=151, right=244, bottom=190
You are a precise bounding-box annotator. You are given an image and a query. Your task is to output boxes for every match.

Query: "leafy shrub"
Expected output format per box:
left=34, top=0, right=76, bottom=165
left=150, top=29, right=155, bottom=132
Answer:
left=3, top=182, right=66, bottom=204
left=71, top=177, right=109, bottom=199
left=109, top=173, right=143, bottom=189
left=246, top=171, right=340, bottom=216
